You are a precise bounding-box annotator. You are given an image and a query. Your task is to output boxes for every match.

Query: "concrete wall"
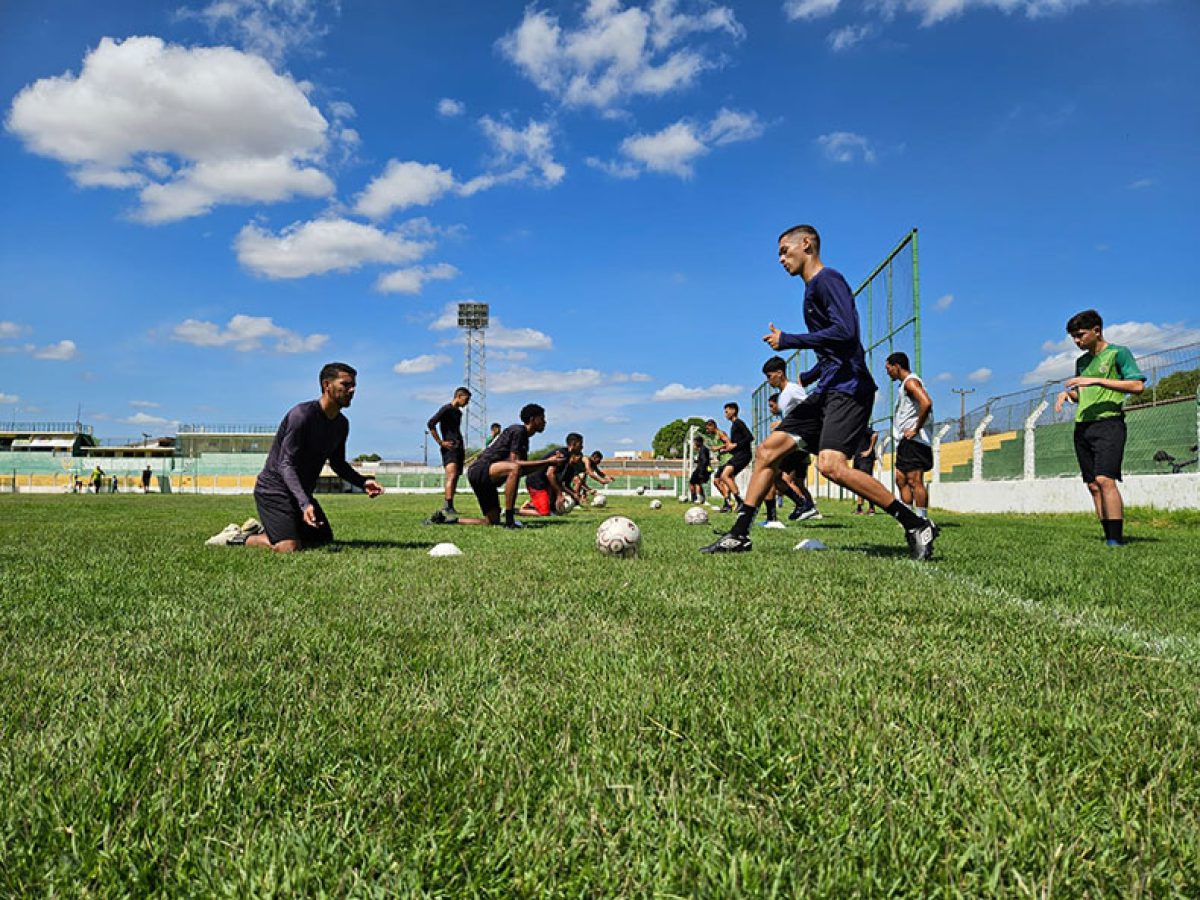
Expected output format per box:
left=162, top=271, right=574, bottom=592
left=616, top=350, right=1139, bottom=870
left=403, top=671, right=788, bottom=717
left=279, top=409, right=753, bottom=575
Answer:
left=932, top=473, right=1200, bottom=514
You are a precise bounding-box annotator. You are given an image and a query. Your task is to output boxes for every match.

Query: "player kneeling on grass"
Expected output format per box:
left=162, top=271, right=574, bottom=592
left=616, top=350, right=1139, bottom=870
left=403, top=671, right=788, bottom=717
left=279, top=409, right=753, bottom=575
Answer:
left=702, top=223, right=937, bottom=560
left=427, top=403, right=556, bottom=529
left=520, top=432, right=584, bottom=516
left=235, top=362, right=383, bottom=553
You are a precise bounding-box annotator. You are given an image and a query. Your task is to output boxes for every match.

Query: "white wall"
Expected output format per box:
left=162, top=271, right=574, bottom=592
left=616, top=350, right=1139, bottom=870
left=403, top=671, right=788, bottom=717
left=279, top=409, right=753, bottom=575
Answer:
left=932, top=473, right=1200, bottom=514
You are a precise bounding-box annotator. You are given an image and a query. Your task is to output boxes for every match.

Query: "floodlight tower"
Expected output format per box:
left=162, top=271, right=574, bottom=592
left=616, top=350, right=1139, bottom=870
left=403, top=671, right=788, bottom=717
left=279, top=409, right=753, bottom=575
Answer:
left=457, top=302, right=489, bottom=450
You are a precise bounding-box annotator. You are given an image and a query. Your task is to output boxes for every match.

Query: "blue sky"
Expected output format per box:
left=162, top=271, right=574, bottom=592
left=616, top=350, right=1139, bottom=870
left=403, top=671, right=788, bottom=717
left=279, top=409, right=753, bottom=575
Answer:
left=2, top=0, right=1197, bottom=458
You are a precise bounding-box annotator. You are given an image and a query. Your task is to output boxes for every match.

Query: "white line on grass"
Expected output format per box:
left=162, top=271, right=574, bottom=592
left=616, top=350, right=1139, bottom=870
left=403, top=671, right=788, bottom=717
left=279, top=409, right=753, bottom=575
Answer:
left=917, top=566, right=1200, bottom=669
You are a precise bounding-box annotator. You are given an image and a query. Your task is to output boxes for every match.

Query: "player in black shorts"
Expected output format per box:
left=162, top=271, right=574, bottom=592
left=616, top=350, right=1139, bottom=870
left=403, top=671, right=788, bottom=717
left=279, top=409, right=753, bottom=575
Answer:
left=688, top=435, right=711, bottom=503
left=714, top=403, right=752, bottom=512
left=244, top=362, right=384, bottom=552
left=852, top=429, right=878, bottom=515
left=428, top=403, right=556, bottom=528
left=570, top=450, right=614, bottom=502
left=702, top=224, right=937, bottom=559
left=427, top=386, right=471, bottom=522
left=520, top=432, right=583, bottom=516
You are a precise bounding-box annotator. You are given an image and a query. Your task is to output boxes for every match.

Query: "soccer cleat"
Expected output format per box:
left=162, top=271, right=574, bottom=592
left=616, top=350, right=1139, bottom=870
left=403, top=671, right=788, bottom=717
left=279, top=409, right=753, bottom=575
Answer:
left=205, top=523, right=241, bottom=546
left=1105, top=539, right=1124, bottom=548
left=441, top=509, right=459, bottom=524
left=717, top=503, right=732, bottom=513
left=422, top=510, right=448, bottom=525
left=700, top=532, right=753, bottom=553
left=759, top=520, right=787, bottom=530
left=502, top=519, right=526, bottom=529
left=905, top=522, right=937, bottom=561
left=791, top=505, right=821, bottom=521
left=239, top=518, right=263, bottom=535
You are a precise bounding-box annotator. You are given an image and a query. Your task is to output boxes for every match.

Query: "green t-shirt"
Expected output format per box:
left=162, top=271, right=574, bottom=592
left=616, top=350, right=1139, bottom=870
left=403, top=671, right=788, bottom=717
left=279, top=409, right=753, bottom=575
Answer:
left=1074, top=344, right=1144, bottom=422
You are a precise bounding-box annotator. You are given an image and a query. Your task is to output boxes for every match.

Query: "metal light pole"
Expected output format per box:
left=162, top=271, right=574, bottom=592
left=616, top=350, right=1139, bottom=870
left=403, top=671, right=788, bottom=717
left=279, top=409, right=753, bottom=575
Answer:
left=457, top=302, right=489, bottom=451
left=952, top=387, right=976, bottom=440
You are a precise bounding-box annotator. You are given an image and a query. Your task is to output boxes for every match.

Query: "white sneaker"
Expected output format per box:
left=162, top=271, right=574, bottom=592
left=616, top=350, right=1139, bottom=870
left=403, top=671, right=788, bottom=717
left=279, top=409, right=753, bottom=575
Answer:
left=205, top=523, right=241, bottom=546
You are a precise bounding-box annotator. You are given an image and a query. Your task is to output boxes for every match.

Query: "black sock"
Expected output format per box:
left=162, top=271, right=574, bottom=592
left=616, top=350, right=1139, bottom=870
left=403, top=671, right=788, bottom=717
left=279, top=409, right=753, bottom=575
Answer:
left=732, top=494, right=743, bottom=507
left=780, top=485, right=803, bottom=507
left=1102, top=519, right=1124, bottom=542
left=443, top=498, right=453, bottom=511
left=731, top=503, right=758, bottom=537
left=884, top=499, right=923, bottom=530
left=504, top=508, right=515, bottom=526
left=766, top=503, right=778, bottom=522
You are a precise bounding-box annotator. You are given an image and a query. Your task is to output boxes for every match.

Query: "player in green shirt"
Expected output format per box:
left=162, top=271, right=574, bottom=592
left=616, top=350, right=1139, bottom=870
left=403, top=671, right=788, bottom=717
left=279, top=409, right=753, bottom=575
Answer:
left=1053, top=309, right=1146, bottom=546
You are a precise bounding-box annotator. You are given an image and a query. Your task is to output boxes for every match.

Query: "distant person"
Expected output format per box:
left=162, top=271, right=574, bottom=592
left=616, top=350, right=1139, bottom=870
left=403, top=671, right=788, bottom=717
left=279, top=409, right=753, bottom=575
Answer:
left=91, top=466, right=104, bottom=494
left=853, top=430, right=878, bottom=515
left=713, top=402, right=753, bottom=513
left=110, top=474, right=119, bottom=493
left=577, top=450, right=614, bottom=501
left=688, top=435, right=711, bottom=503
left=520, top=432, right=584, bottom=517
left=1054, top=309, right=1146, bottom=546
left=429, top=404, right=556, bottom=528
left=886, top=352, right=934, bottom=518
left=240, top=362, right=383, bottom=553
left=762, top=356, right=820, bottom=522
left=487, top=422, right=502, bottom=446
left=142, top=465, right=152, bottom=493
left=703, top=223, right=936, bottom=558
left=427, top=386, right=471, bottom=522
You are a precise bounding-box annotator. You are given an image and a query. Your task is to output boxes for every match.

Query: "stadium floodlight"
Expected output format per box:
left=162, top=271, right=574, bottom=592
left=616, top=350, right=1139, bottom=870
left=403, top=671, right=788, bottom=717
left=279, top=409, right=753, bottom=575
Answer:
left=457, top=303, right=489, bottom=329
left=458, top=303, right=489, bottom=450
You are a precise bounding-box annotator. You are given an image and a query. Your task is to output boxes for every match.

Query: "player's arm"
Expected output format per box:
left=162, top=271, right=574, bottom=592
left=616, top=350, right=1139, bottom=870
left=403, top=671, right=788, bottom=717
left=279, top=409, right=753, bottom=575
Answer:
left=860, top=430, right=878, bottom=457
left=798, top=362, right=821, bottom=387
left=1064, top=376, right=1146, bottom=394
left=904, top=379, right=933, bottom=438
left=277, top=412, right=317, bottom=512
left=426, top=408, right=451, bottom=448
left=1054, top=386, right=1079, bottom=413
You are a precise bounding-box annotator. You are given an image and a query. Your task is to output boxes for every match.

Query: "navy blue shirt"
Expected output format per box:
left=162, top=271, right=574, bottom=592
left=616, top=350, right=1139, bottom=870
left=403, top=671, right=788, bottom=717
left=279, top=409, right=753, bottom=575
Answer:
left=776, top=267, right=877, bottom=399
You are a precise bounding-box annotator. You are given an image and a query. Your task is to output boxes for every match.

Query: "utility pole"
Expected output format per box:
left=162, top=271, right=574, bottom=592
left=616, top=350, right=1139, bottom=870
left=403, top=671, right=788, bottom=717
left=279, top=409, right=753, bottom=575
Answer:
left=952, top=387, right=976, bottom=440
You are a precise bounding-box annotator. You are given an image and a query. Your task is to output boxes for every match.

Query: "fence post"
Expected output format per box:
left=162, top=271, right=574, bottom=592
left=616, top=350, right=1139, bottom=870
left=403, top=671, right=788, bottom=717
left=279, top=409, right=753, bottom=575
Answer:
left=931, top=424, right=951, bottom=485
left=972, top=411, right=993, bottom=482
left=1023, top=401, right=1048, bottom=481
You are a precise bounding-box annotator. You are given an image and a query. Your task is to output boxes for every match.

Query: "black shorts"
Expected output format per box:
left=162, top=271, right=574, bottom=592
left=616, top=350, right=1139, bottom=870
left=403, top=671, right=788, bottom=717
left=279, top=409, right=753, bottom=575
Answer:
left=689, top=469, right=710, bottom=486
left=1074, top=417, right=1126, bottom=483
left=777, top=391, right=872, bottom=459
left=467, top=460, right=501, bottom=519
left=780, top=450, right=809, bottom=478
left=254, top=486, right=333, bottom=547
left=853, top=453, right=876, bottom=474
left=440, top=443, right=465, bottom=468
left=895, top=438, right=933, bottom=474
left=721, top=452, right=752, bottom=477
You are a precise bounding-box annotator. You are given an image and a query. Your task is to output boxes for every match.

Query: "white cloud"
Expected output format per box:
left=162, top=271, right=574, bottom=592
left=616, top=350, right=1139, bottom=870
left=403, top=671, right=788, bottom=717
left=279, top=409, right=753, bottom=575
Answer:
left=934, top=293, right=954, bottom=311
left=6, top=36, right=333, bottom=223
left=934, top=372, right=953, bottom=382
left=604, top=414, right=631, bottom=423
left=498, top=0, right=743, bottom=111
left=653, top=382, right=743, bottom=401
left=853, top=0, right=1112, bottom=28
left=428, top=302, right=554, bottom=350
left=784, top=0, right=841, bottom=20
left=129, top=400, right=161, bottom=409
left=1128, top=177, right=1154, bottom=190
left=122, top=411, right=171, bottom=426
left=0, top=392, right=19, bottom=404
left=170, top=314, right=327, bottom=353
left=617, top=437, right=635, bottom=445
left=437, top=97, right=465, bottom=117
left=235, top=217, right=432, bottom=278
left=478, top=117, right=565, bottom=187
left=181, top=0, right=332, bottom=64
left=492, top=366, right=605, bottom=394
left=630, top=372, right=652, bottom=382
left=32, top=340, right=78, bottom=361
left=817, top=131, right=876, bottom=164
left=1022, top=320, right=1200, bottom=384
left=828, top=22, right=876, bottom=51
left=596, top=108, right=762, bottom=179
left=354, top=161, right=457, bottom=219
left=491, top=350, right=530, bottom=362
left=0, top=321, right=30, bottom=339
left=393, top=354, right=452, bottom=375
left=967, top=367, right=992, bottom=383
left=374, top=263, right=459, bottom=295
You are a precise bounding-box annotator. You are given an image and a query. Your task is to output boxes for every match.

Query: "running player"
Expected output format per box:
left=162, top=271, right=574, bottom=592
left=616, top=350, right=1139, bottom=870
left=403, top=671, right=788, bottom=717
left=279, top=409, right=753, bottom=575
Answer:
left=853, top=430, right=878, bottom=516
left=702, top=224, right=937, bottom=559
left=885, top=352, right=934, bottom=519
left=714, top=403, right=752, bottom=512
left=761, top=356, right=820, bottom=523
left=426, top=386, right=470, bottom=521
left=520, top=433, right=584, bottom=516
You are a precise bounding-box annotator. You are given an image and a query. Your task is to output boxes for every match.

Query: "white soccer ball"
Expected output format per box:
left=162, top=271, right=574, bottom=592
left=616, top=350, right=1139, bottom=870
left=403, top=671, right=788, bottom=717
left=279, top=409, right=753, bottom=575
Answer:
left=592, top=493, right=608, bottom=508
left=636, top=486, right=646, bottom=495
left=596, top=515, right=641, bottom=558
left=684, top=506, right=709, bottom=525
left=649, top=499, right=662, bottom=509
left=556, top=495, right=576, bottom=515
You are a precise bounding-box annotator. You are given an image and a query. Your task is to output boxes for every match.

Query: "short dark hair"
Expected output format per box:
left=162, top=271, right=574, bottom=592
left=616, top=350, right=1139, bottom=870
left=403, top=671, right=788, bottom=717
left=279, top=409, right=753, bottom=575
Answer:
left=590, top=450, right=603, bottom=460
left=454, top=386, right=471, bottom=397
left=519, top=403, right=545, bottom=424
left=319, top=362, right=356, bottom=387
left=886, top=351, right=910, bottom=370
left=768, top=392, right=780, bottom=405
left=490, top=422, right=501, bottom=431
left=565, top=432, right=583, bottom=445
left=693, top=435, right=703, bottom=444
left=705, top=418, right=717, bottom=427
left=724, top=402, right=739, bottom=415
left=762, top=355, right=787, bottom=375
left=1066, top=309, right=1103, bottom=333
left=778, top=224, right=820, bottom=254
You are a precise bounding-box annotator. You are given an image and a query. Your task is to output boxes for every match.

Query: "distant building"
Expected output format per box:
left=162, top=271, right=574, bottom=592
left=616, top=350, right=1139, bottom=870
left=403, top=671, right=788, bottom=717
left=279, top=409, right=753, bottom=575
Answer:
left=0, top=421, right=95, bottom=455
left=176, top=424, right=276, bottom=456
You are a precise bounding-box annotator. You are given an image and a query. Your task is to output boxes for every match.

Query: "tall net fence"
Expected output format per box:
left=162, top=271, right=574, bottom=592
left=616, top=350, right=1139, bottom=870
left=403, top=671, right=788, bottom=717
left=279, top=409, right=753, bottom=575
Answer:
left=752, top=228, right=921, bottom=452
left=937, top=342, right=1200, bottom=482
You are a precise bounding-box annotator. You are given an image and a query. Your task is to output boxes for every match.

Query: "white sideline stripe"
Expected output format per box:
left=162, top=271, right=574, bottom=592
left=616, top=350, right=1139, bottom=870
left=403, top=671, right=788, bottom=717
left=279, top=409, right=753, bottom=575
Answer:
left=918, top=567, right=1200, bottom=668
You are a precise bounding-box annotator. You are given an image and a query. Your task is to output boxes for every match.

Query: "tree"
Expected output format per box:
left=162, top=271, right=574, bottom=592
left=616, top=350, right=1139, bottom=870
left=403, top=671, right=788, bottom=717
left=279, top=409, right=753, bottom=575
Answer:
left=1148, top=366, right=1200, bottom=403
left=652, top=417, right=708, bottom=458
left=354, top=452, right=382, bottom=462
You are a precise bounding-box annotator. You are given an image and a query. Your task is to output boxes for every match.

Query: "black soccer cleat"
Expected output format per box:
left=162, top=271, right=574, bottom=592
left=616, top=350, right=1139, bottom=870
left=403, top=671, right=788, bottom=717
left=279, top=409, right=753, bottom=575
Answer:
left=700, top=532, right=753, bottom=554
left=422, top=510, right=447, bottom=525
left=502, top=519, right=526, bottom=529
left=906, top=521, right=938, bottom=561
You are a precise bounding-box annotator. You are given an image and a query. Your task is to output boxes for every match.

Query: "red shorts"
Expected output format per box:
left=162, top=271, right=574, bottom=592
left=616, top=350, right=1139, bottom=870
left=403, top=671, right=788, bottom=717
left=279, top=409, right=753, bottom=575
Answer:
left=528, top=487, right=552, bottom=516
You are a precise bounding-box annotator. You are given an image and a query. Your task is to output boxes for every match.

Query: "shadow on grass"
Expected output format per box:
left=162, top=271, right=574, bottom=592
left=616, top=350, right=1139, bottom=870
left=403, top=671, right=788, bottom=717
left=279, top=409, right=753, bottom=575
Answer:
left=839, top=543, right=914, bottom=559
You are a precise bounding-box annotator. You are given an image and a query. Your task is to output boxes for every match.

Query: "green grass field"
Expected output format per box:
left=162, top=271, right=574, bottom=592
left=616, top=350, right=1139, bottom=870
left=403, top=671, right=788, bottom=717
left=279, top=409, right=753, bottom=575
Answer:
left=2, top=494, right=1199, bottom=896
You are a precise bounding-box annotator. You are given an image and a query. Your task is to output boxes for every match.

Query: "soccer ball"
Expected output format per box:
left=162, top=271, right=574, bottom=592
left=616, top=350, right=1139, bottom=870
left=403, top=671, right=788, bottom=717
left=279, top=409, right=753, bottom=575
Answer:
left=649, top=499, right=662, bottom=509
left=556, top=495, right=576, bottom=515
left=592, top=493, right=608, bottom=508
left=677, top=494, right=688, bottom=503
left=684, top=506, right=709, bottom=525
left=636, top=486, right=646, bottom=495
left=596, top=515, right=641, bottom=558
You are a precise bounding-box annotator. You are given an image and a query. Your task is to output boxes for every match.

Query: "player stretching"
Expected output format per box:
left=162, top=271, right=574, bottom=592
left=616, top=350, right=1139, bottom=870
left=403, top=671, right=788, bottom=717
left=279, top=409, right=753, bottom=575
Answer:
left=714, top=404, right=753, bottom=512
left=702, top=224, right=937, bottom=559
left=762, top=356, right=820, bottom=522
left=243, top=362, right=383, bottom=553
left=688, top=435, right=711, bottom=503
left=426, top=386, right=471, bottom=522
left=885, top=352, right=934, bottom=519
left=1054, top=309, right=1145, bottom=546
left=520, top=432, right=583, bottom=516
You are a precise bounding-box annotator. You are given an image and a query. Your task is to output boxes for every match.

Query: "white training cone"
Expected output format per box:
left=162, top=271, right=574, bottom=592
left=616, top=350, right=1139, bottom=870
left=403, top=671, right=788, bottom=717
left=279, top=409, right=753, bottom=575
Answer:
left=793, top=538, right=827, bottom=551
left=428, top=542, right=463, bottom=557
